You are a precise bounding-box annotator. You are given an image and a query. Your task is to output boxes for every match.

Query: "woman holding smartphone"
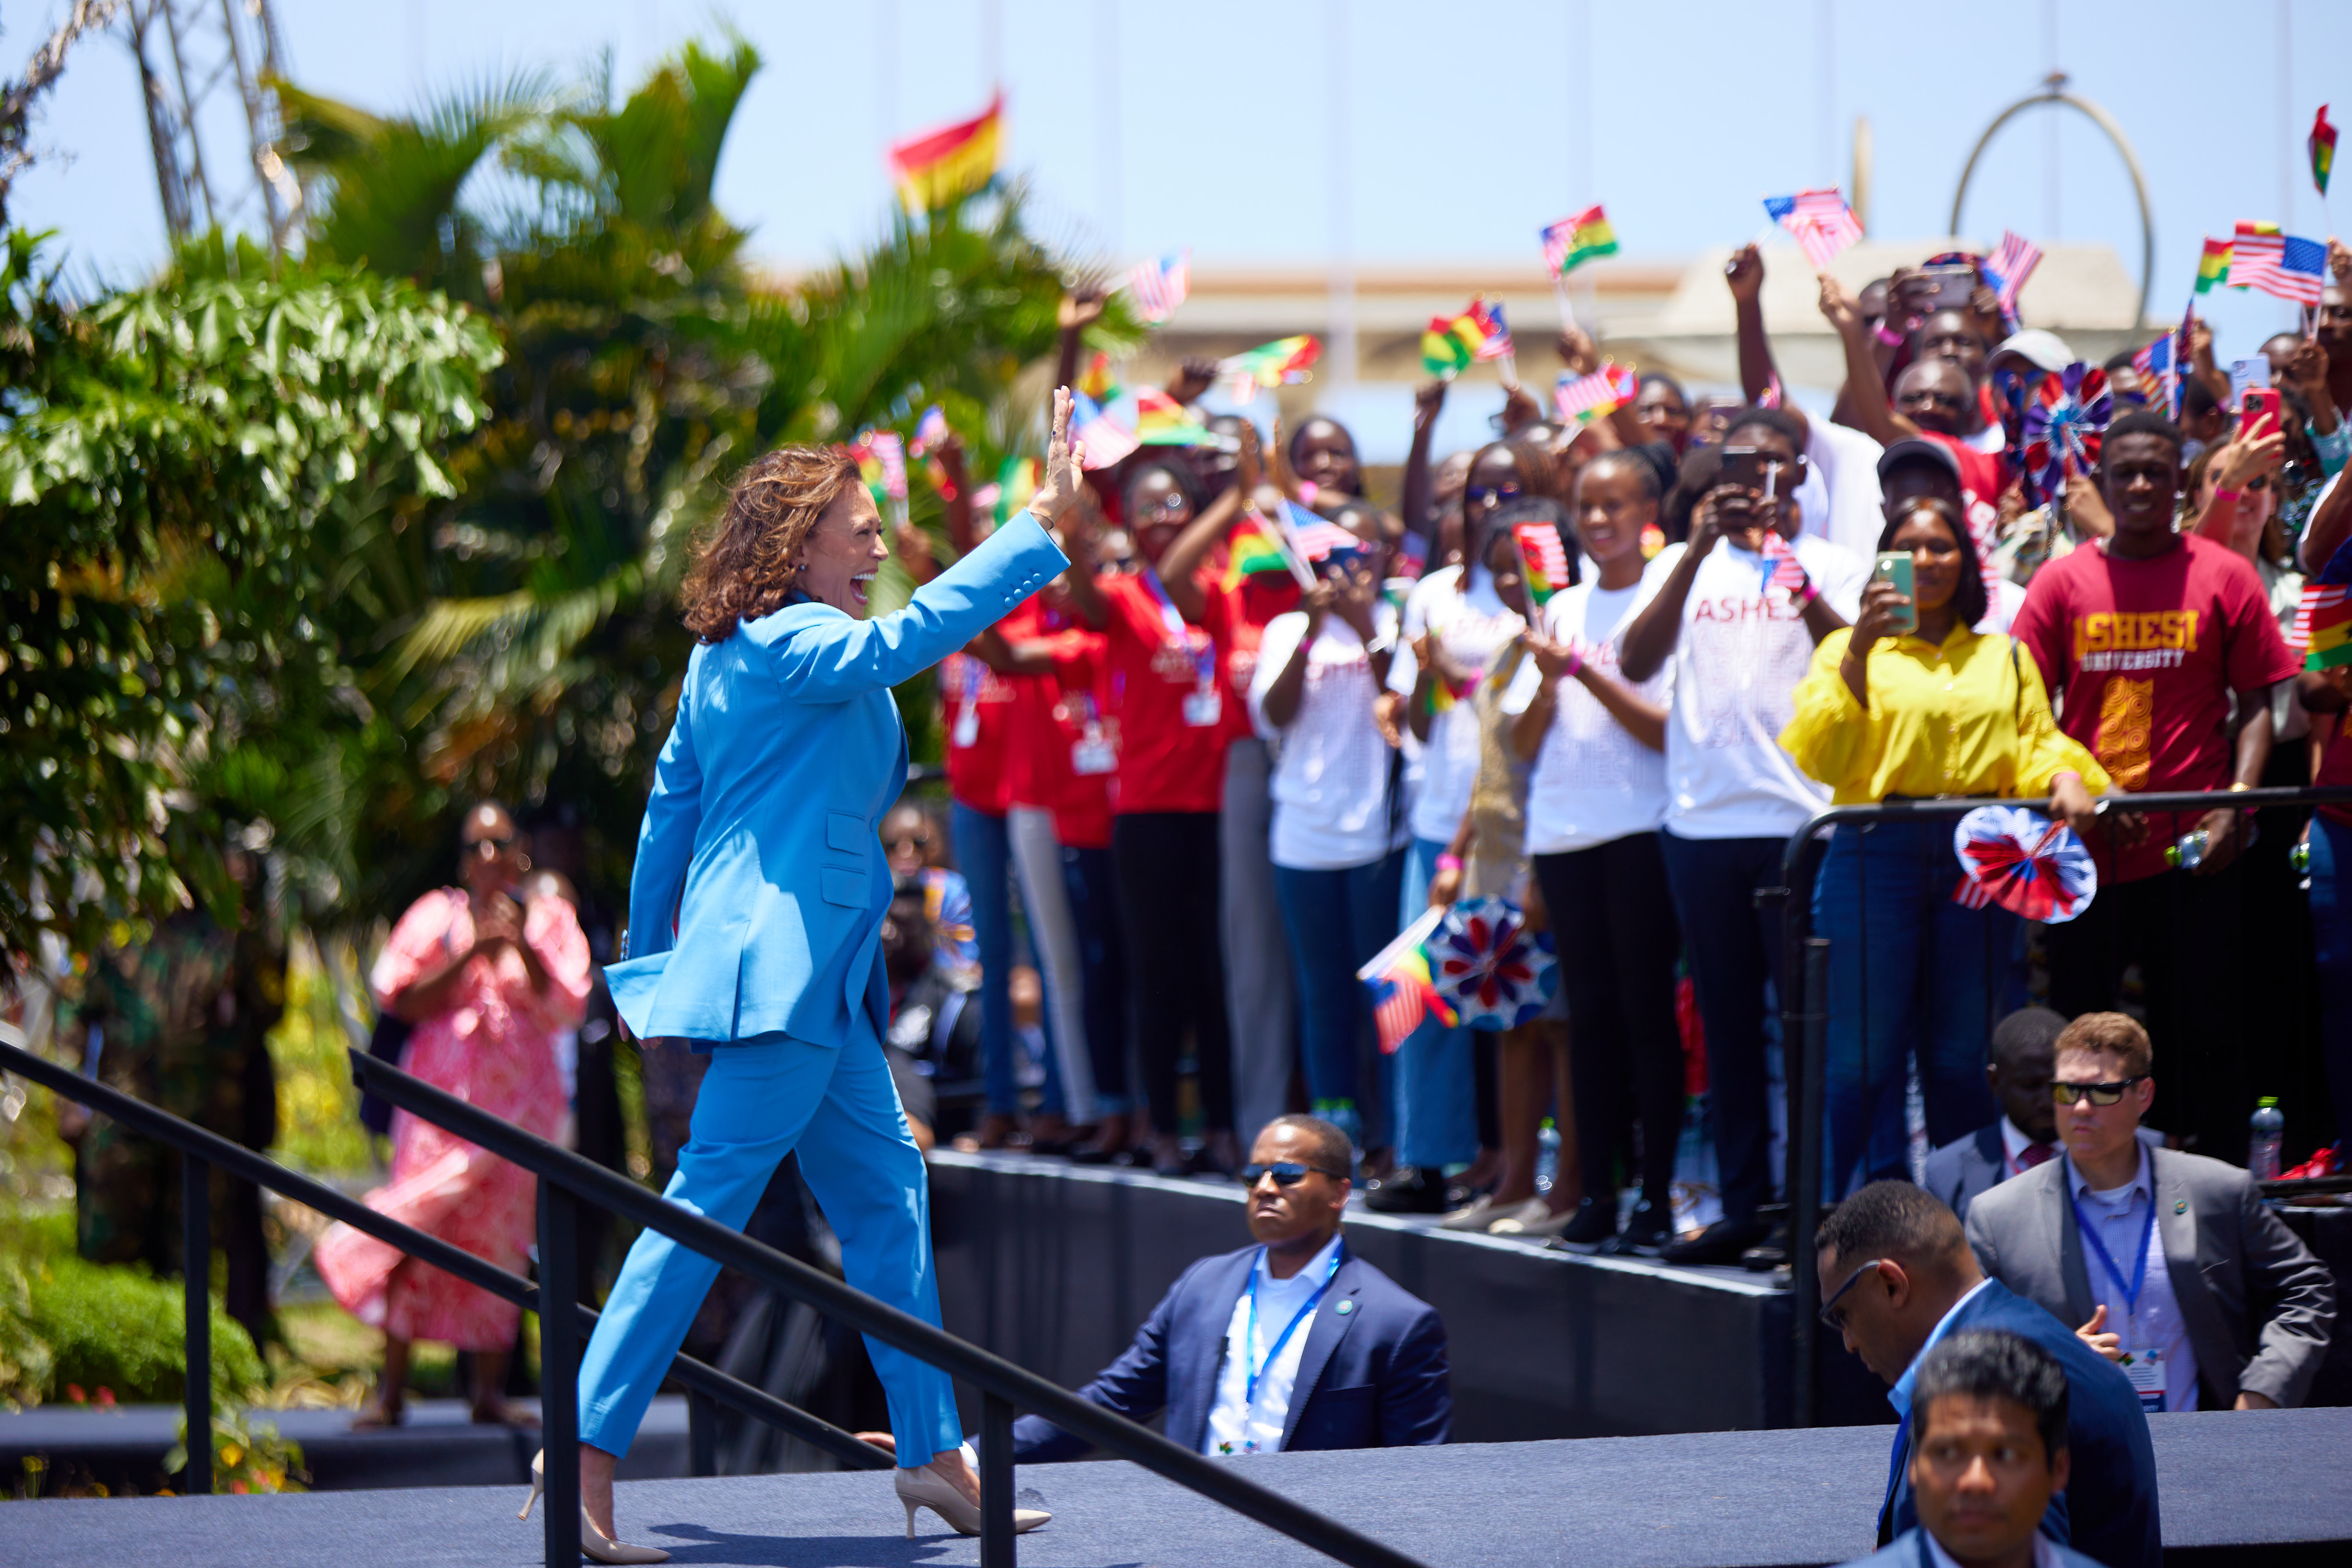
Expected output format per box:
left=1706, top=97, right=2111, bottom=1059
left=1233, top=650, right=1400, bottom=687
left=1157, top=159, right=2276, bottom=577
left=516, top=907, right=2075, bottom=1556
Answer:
left=1780, top=495, right=2109, bottom=1195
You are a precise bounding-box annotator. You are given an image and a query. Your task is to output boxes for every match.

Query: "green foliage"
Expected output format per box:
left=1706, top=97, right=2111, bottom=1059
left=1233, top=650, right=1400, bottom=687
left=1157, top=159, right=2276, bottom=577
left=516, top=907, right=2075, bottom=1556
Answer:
left=282, top=33, right=1133, bottom=903
left=164, top=1408, right=307, bottom=1494
left=12, top=1247, right=263, bottom=1407
left=0, top=228, right=502, bottom=963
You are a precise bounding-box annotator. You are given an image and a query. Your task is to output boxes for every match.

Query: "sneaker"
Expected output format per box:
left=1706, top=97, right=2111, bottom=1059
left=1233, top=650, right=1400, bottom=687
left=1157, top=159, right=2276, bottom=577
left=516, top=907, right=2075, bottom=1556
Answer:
left=1605, top=1201, right=1672, bottom=1257
left=1362, top=1165, right=1450, bottom=1215
left=1439, top=1194, right=1501, bottom=1232
left=1547, top=1197, right=1620, bottom=1253
left=1659, top=1217, right=1771, bottom=1267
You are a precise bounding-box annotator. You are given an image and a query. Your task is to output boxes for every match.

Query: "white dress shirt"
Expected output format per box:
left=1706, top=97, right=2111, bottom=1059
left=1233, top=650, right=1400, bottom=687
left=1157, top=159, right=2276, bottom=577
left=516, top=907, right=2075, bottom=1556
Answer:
left=1998, top=1116, right=2061, bottom=1177
left=1924, top=1529, right=2068, bottom=1568
left=2068, top=1146, right=2197, bottom=1411
left=1203, top=1233, right=1345, bottom=1457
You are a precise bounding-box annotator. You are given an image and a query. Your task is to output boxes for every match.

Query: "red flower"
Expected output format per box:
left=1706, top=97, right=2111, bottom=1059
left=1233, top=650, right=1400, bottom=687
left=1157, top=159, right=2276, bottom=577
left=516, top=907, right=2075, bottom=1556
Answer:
left=93, top=1387, right=115, bottom=1408
left=64, top=1384, right=85, bottom=1404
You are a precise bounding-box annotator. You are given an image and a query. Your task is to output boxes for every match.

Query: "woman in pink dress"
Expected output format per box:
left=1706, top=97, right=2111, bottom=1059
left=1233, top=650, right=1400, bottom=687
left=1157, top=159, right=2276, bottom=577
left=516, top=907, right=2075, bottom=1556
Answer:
left=317, top=801, right=589, bottom=1426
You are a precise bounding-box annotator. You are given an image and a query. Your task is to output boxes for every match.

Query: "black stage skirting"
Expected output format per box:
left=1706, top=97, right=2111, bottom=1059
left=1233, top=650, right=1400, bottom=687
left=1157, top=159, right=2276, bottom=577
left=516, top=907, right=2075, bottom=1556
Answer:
left=9, top=1408, right=2347, bottom=1567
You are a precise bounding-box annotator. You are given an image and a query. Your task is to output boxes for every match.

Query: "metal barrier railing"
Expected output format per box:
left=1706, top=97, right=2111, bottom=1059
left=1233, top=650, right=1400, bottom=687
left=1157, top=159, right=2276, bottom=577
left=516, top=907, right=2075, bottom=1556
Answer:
left=0, top=1030, right=888, bottom=1484
left=345, top=1047, right=1430, bottom=1568
left=1766, top=783, right=2352, bottom=1425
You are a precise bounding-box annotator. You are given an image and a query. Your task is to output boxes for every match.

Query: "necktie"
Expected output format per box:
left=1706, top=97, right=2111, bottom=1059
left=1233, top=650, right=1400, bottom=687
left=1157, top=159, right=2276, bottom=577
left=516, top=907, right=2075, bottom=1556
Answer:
left=2019, top=1141, right=2057, bottom=1169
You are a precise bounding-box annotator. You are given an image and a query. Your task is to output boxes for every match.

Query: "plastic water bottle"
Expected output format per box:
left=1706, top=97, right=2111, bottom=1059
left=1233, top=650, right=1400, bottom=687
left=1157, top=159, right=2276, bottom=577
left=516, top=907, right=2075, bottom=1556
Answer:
left=2165, top=829, right=2208, bottom=871
left=2292, top=839, right=2313, bottom=875
left=2249, top=1098, right=2285, bottom=1182
left=1535, top=1118, right=1561, bottom=1194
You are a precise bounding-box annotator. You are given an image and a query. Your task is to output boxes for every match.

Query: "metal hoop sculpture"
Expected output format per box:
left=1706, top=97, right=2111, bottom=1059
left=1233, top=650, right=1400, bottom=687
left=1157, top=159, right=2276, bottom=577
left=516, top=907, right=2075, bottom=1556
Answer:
left=1949, top=86, right=2155, bottom=329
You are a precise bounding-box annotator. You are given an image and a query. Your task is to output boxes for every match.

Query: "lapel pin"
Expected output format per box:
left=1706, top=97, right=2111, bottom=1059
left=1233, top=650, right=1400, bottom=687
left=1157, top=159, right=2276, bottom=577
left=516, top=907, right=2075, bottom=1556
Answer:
left=1336, top=1300, right=1354, bottom=1316
left=2175, top=1200, right=2187, bottom=1214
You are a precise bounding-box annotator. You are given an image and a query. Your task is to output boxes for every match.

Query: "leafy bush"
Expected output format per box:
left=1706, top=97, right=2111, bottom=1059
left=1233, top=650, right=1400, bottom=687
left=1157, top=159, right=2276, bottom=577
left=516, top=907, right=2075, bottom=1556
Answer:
left=20, top=1252, right=263, bottom=1406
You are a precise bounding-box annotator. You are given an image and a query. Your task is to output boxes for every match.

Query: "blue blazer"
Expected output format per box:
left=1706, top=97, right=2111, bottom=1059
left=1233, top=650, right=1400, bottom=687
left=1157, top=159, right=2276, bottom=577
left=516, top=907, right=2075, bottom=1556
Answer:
left=605, top=514, right=1066, bottom=1044
left=1841, top=1526, right=2105, bottom=1568
left=1008, top=1240, right=1451, bottom=1464
left=1880, top=1279, right=2161, bottom=1568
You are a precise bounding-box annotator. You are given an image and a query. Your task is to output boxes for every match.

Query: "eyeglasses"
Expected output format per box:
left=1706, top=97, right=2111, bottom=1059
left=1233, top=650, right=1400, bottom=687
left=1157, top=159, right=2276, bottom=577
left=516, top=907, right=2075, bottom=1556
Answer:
left=884, top=833, right=932, bottom=851
left=1134, top=493, right=1190, bottom=520
left=1240, top=1161, right=1348, bottom=1187
left=1465, top=482, right=1524, bottom=507
left=466, top=834, right=516, bottom=858
left=1819, top=1258, right=1888, bottom=1330
left=2052, top=1076, right=2145, bottom=1107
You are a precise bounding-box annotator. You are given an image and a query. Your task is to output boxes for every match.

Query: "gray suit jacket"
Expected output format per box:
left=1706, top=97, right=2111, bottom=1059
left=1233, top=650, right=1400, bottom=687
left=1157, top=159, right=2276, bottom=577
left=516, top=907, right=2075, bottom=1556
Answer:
left=1965, top=1145, right=2337, bottom=1408
left=1926, top=1123, right=2163, bottom=1222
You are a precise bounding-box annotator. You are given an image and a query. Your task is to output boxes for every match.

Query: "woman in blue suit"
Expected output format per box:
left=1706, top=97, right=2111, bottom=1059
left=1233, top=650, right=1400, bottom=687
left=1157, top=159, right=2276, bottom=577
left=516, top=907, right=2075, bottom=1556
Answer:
left=548, top=397, right=1081, bottom=1560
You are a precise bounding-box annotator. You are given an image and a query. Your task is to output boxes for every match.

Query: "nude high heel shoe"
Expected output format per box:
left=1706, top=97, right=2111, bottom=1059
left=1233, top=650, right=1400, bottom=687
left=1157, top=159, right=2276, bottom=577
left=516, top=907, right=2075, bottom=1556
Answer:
left=894, top=1461, right=1051, bottom=1538
left=521, top=1450, right=671, bottom=1564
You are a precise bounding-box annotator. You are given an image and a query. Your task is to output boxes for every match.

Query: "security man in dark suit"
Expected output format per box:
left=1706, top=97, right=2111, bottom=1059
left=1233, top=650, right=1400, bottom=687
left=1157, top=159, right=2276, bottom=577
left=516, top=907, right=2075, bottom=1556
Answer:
left=1817, top=1181, right=2159, bottom=1568
left=1924, top=1007, right=2159, bottom=1222
left=1008, top=1115, right=1451, bottom=1461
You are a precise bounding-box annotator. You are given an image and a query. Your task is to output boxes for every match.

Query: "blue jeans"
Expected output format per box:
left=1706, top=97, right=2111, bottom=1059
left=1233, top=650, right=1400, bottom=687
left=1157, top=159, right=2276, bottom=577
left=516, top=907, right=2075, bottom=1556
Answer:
left=1273, top=853, right=1405, bottom=1137
left=1060, top=843, right=1131, bottom=1115
left=1392, top=836, right=1479, bottom=1167
left=1812, top=818, right=2008, bottom=1195
left=2306, top=816, right=2352, bottom=1142
left=950, top=799, right=1063, bottom=1116
left=577, top=1028, right=960, bottom=1461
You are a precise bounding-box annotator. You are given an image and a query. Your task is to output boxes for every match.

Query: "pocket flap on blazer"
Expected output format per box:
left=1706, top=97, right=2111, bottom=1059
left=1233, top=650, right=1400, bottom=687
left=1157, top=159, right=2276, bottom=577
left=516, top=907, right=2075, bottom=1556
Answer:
left=826, top=811, right=866, bottom=853
left=820, top=866, right=868, bottom=908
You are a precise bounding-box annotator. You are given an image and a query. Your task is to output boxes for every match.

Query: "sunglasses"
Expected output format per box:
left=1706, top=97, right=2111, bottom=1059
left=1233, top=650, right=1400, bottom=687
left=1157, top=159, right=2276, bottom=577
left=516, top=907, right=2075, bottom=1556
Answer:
left=885, top=833, right=932, bottom=850
left=1240, top=1161, right=1348, bottom=1187
left=2053, top=1076, right=2145, bottom=1107
left=1899, top=390, right=1967, bottom=411
left=1465, top=482, right=1524, bottom=507
left=1819, top=1257, right=1887, bottom=1330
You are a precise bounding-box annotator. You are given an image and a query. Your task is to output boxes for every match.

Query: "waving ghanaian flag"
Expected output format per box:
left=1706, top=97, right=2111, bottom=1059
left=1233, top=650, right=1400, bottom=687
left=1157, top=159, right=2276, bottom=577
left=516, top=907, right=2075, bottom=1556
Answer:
left=888, top=93, right=1002, bottom=211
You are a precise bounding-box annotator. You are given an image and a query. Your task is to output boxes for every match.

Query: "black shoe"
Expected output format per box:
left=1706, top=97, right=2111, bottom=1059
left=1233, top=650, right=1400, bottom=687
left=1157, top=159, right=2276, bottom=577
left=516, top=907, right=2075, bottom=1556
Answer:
left=1547, top=1197, right=1621, bottom=1253
left=1605, top=1200, right=1672, bottom=1257
left=1363, top=1165, right=1450, bottom=1215
left=1659, top=1217, right=1771, bottom=1267
left=1740, top=1222, right=1792, bottom=1272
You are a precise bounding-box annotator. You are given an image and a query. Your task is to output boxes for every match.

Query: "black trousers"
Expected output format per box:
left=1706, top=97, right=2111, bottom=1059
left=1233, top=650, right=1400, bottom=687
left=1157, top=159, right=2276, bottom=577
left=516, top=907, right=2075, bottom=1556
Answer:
left=2045, top=859, right=2245, bottom=1160
left=1111, top=811, right=1234, bottom=1133
left=1536, top=832, right=1686, bottom=1209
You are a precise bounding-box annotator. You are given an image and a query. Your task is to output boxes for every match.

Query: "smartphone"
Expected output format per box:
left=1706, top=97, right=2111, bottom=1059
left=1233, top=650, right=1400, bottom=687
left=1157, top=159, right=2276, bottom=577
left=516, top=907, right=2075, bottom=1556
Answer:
left=2241, top=387, right=2283, bottom=445
left=1873, top=552, right=1918, bottom=636
left=1916, top=264, right=1980, bottom=314
left=1718, top=445, right=1768, bottom=494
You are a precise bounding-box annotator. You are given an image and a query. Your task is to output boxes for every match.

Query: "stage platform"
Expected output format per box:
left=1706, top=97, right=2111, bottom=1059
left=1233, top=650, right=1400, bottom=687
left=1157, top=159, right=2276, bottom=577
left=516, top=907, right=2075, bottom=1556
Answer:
left=10, top=1408, right=2346, bottom=1567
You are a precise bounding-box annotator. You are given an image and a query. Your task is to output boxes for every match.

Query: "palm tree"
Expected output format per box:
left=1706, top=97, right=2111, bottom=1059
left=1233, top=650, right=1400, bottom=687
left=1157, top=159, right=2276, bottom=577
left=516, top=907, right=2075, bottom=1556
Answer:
left=280, top=35, right=1129, bottom=906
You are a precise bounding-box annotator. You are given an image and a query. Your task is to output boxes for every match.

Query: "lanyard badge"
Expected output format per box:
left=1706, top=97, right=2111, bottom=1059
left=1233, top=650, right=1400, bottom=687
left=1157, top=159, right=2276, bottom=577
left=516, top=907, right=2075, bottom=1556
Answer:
left=1143, top=570, right=1222, bottom=726
left=2071, top=1185, right=2164, bottom=1412
left=1218, top=1244, right=1345, bottom=1454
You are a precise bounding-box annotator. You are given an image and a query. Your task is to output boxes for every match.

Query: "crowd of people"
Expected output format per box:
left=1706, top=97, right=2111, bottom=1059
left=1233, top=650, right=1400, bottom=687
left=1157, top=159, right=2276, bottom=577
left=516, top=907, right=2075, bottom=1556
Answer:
left=885, top=238, right=2352, bottom=1269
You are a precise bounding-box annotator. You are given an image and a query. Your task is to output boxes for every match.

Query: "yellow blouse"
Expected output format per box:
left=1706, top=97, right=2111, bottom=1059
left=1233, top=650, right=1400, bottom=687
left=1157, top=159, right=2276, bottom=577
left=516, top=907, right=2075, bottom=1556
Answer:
left=1779, top=624, right=2112, bottom=805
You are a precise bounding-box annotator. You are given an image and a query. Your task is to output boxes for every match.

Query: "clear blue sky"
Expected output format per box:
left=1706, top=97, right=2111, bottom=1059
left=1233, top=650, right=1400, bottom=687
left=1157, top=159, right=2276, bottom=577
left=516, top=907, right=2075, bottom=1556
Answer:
left=13, top=0, right=2348, bottom=362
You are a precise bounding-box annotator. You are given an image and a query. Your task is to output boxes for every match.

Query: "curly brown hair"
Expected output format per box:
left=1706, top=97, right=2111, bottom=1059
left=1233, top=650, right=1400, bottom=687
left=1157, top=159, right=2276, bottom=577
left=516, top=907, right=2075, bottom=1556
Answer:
left=681, top=445, right=864, bottom=642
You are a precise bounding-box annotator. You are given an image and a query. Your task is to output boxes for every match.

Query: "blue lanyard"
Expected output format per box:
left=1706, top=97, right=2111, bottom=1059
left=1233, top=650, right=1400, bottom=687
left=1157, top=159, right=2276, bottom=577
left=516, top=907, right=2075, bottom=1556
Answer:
left=2069, top=1176, right=2155, bottom=1320
left=1141, top=570, right=1215, bottom=684
left=1243, top=1243, right=1345, bottom=1408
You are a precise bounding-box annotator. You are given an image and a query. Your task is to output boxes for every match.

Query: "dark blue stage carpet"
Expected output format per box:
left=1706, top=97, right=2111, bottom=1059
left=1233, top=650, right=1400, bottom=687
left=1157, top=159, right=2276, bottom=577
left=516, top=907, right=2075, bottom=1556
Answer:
left=10, top=1408, right=2348, bottom=1567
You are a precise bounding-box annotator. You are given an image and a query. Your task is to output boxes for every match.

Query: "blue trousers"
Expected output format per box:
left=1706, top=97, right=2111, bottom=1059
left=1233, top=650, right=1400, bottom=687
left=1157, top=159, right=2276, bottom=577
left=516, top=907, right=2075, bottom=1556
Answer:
left=1811, top=819, right=2008, bottom=1196
left=576, top=1029, right=960, bottom=1461
left=1060, top=843, right=1132, bottom=1115
left=2305, top=815, right=2352, bottom=1144
left=1393, top=836, right=1479, bottom=1167
left=950, top=799, right=1063, bottom=1117
left=1273, top=853, right=1404, bottom=1136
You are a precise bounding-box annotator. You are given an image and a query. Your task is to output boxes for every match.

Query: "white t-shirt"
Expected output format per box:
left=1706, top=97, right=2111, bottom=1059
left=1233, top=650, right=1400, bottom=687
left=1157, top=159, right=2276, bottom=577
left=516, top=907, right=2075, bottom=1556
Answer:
left=1251, top=604, right=1404, bottom=870
left=1203, top=1233, right=1345, bottom=1457
left=1636, top=534, right=1868, bottom=840
left=1503, top=580, right=1671, bottom=854
left=1799, top=419, right=1887, bottom=559
left=1388, top=564, right=1525, bottom=844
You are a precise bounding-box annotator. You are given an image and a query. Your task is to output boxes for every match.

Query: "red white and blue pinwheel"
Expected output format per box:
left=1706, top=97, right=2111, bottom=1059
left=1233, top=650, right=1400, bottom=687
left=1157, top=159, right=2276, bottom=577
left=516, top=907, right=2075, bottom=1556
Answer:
left=1429, top=897, right=1559, bottom=1029
left=1950, top=805, right=2097, bottom=923
left=2021, top=363, right=2113, bottom=502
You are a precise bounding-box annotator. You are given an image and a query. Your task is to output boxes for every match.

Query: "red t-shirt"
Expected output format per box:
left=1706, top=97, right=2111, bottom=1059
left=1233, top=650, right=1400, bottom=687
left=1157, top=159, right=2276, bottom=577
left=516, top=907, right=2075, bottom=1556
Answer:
left=1222, top=575, right=1303, bottom=742
left=1044, top=631, right=1114, bottom=848
left=998, top=596, right=1083, bottom=813
left=2010, top=534, right=2301, bottom=880
left=940, top=647, right=1017, bottom=815
left=1920, top=429, right=2008, bottom=517
left=1096, top=569, right=1233, bottom=815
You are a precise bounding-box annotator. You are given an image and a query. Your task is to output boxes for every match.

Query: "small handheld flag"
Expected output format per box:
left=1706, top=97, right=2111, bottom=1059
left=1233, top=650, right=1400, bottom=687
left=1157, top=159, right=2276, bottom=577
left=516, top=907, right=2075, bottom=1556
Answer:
left=2195, top=237, right=2233, bottom=294
left=867, top=431, right=909, bottom=502
left=1540, top=205, right=1618, bottom=277
left=2313, top=105, right=2338, bottom=199
left=910, top=406, right=950, bottom=457
left=887, top=93, right=1003, bottom=211
left=2299, top=536, right=2352, bottom=671
left=992, top=454, right=1040, bottom=526
left=1358, top=906, right=1455, bottom=1053
left=1222, top=510, right=1309, bottom=591
left=2230, top=221, right=2328, bottom=306
left=1421, top=299, right=1511, bottom=379
left=1220, top=335, right=1321, bottom=403
left=1758, top=530, right=1808, bottom=597
left=1512, top=521, right=1571, bottom=608
left=1983, top=230, right=2042, bottom=320
left=1553, top=362, right=1640, bottom=425
left=1278, top=499, right=1363, bottom=565
left=1762, top=188, right=1863, bottom=271
left=1070, top=390, right=1142, bottom=470
left=1121, top=249, right=1190, bottom=323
